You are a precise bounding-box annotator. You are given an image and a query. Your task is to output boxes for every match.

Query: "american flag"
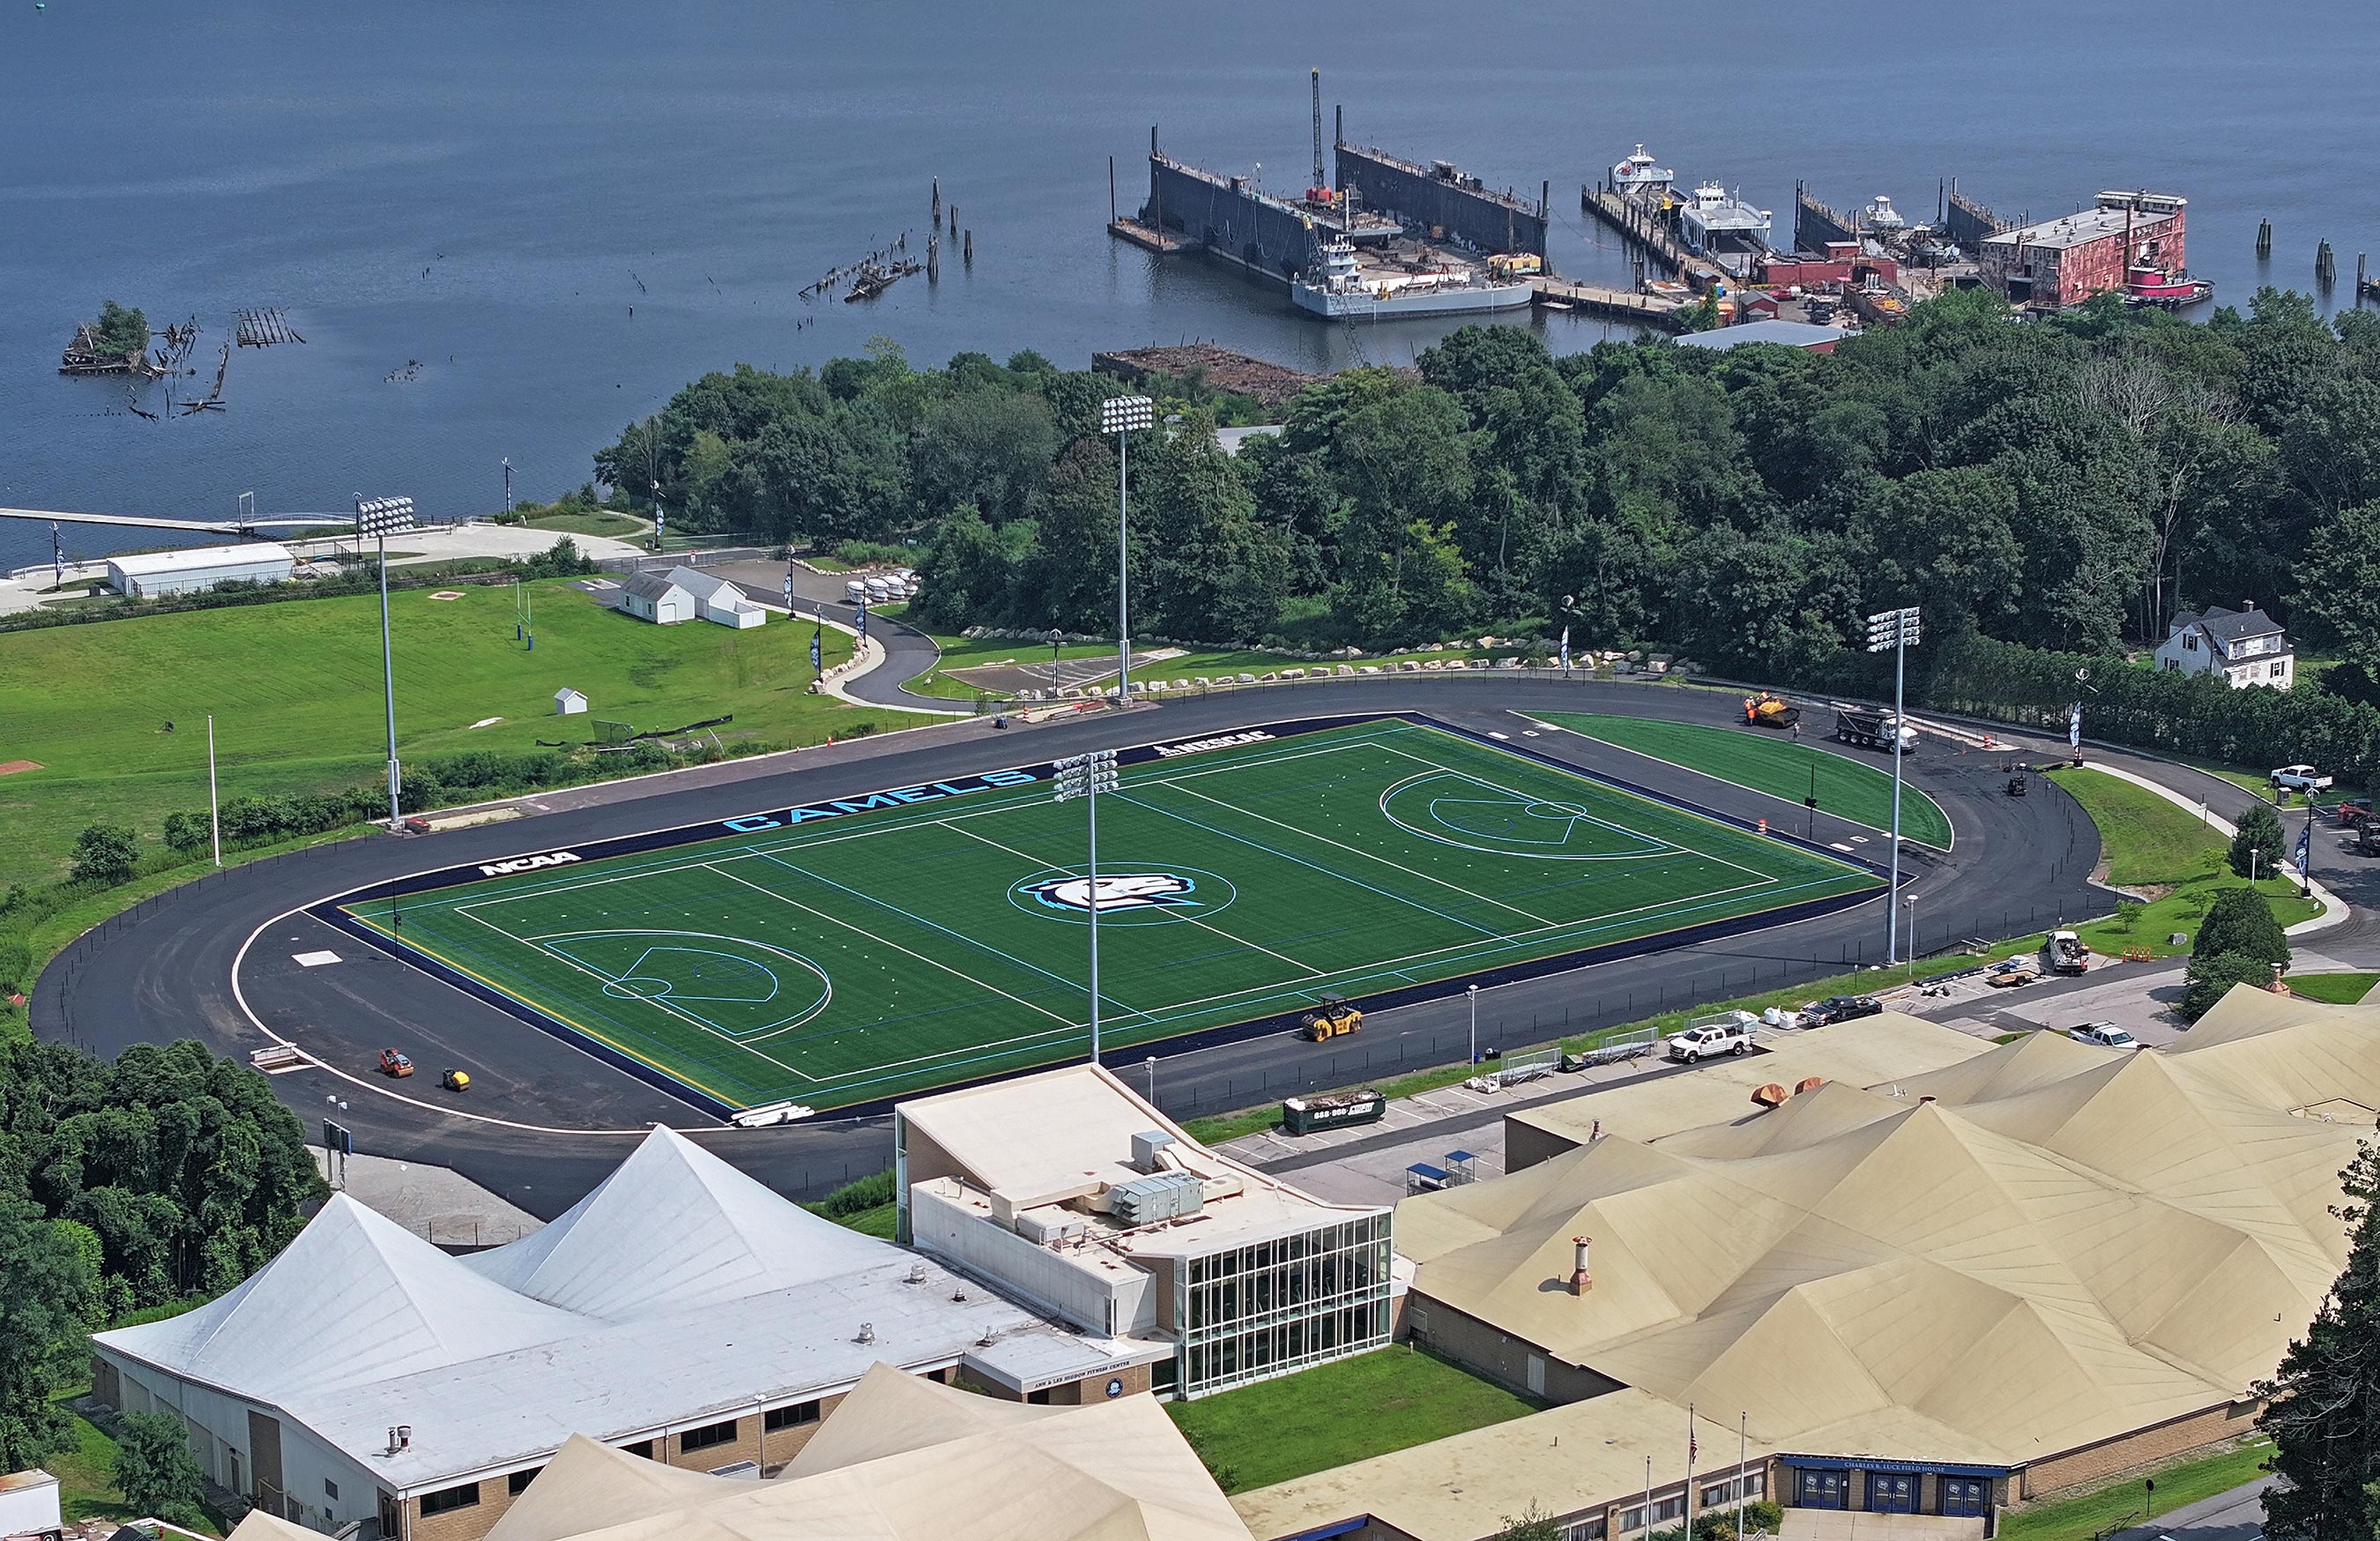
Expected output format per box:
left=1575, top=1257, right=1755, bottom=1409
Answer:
left=1689, top=1404, right=1698, bottom=1460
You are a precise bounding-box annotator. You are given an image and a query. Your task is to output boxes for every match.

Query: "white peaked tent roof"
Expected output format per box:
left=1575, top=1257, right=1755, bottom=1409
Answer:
left=465, top=1364, right=1253, bottom=1541
left=465, top=1126, right=891, bottom=1315
left=1400, top=1001, right=2374, bottom=1466
left=98, top=1194, right=591, bottom=1404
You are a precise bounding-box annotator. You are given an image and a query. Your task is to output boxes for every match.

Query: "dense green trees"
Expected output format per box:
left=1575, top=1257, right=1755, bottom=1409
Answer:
left=2183, top=888, right=2292, bottom=1020
left=2258, top=1139, right=2380, bottom=1541
left=2229, top=803, right=2289, bottom=879
left=114, top=1411, right=210, bottom=1526
left=88, top=300, right=149, bottom=357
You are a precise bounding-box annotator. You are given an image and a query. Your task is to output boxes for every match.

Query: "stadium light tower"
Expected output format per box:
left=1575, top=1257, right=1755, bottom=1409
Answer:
left=1100, top=394, right=1155, bottom=703
left=1864, top=605, right=1922, bottom=963
left=1052, top=748, right=1121, bottom=1064
left=356, top=496, right=416, bottom=828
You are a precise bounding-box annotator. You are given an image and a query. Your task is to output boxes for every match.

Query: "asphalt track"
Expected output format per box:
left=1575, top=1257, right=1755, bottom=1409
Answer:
left=34, top=673, right=2371, bottom=1220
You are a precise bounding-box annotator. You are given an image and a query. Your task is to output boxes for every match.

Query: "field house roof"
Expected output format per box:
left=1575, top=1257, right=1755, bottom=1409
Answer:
left=618, top=570, right=688, bottom=603
left=231, top=1363, right=1251, bottom=1541
left=98, top=1129, right=1134, bottom=1492
left=1398, top=991, right=2369, bottom=1469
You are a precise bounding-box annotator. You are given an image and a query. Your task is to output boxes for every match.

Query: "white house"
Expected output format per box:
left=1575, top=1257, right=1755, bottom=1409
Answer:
left=554, top=687, right=588, bottom=716
left=615, top=571, right=695, bottom=625
left=669, top=565, right=766, bottom=629
left=2154, top=602, right=2294, bottom=689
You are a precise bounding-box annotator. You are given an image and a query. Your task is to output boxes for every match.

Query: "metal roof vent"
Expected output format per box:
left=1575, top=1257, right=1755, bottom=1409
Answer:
left=855, top=1321, right=875, bottom=1344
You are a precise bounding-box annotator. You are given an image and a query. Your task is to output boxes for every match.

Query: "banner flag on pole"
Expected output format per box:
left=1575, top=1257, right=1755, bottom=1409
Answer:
left=2068, top=702, right=2082, bottom=750
left=855, top=603, right=868, bottom=642
left=1559, top=627, right=1571, bottom=671
left=809, top=629, right=822, bottom=672
left=52, top=522, right=64, bottom=585
left=2296, top=816, right=2313, bottom=875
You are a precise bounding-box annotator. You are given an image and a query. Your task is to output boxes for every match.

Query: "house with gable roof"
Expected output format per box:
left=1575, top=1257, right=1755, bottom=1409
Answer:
left=2153, top=601, right=2294, bottom=689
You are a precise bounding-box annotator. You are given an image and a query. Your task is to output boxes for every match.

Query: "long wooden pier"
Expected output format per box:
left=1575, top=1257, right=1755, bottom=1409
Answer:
left=1580, top=186, right=1726, bottom=288
left=1528, top=277, right=1678, bottom=322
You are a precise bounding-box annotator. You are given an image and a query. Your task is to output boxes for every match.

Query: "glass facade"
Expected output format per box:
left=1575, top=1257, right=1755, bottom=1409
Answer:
left=1172, top=1213, right=1393, bottom=1397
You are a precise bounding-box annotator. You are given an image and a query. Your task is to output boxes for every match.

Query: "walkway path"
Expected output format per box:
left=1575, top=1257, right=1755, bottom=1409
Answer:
left=2106, top=1475, right=2272, bottom=1541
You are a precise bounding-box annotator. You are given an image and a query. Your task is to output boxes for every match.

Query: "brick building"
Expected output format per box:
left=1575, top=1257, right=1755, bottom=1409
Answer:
left=1982, top=190, right=2188, bottom=308
left=91, top=1128, right=1157, bottom=1541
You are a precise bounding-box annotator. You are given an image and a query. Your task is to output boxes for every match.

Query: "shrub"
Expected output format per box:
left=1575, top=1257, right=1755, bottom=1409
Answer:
left=812, top=1169, right=893, bottom=1217
left=2194, top=888, right=2291, bottom=969
left=831, top=540, right=911, bottom=568
left=70, top=824, right=142, bottom=888
left=113, top=1411, right=209, bottom=1527
left=2184, top=949, right=2280, bottom=1020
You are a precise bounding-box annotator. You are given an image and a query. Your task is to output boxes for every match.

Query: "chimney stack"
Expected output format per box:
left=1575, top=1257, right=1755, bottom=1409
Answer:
left=1569, top=1235, right=1594, bottom=1296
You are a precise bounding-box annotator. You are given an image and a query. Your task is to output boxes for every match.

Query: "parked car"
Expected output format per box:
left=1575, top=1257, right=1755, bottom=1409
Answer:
left=1800, top=994, right=1882, bottom=1027
left=401, top=815, right=434, bottom=835
left=378, top=1048, right=414, bottom=1077
left=2272, top=764, right=2334, bottom=793
left=2067, top=1022, right=2145, bottom=1051
left=1667, top=1018, right=1754, bottom=1062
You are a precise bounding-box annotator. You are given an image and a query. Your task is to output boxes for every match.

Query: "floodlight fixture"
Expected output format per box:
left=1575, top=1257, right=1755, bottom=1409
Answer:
left=1052, top=748, right=1122, bottom=1062
left=1861, top=605, right=1922, bottom=961
left=356, top=495, right=416, bottom=826
left=1100, top=396, right=1155, bottom=700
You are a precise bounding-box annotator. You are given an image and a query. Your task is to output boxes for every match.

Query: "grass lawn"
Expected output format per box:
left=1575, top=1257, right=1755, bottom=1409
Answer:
left=1539, top=712, right=1952, bottom=846
left=520, top=509, right=647, bottom=538
left=1999, top=1436, right=2271, bottom=1541
left=0, top=578, right=864, bottom=882
left=344, top=718, right=1876, bottom=1112
left=2048, top=768, right=2319, bottom=957
left=2285, top=971, right=2379, bottom=1004
left=1165, top=1345, right=1541, bottom=1493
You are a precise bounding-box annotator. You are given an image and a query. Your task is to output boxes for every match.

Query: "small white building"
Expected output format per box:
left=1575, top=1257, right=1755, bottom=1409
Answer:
left=108, top=541, right=295, bottom=598
left=0, top=1469, right=61, bottom=1537
left=615, top=571, right=695, bottom=625
left=2155, top=602, right=2294, bottom=689
left=669, top=565, right=766, bottom=629
left=554, top=687, right=589, bottom=716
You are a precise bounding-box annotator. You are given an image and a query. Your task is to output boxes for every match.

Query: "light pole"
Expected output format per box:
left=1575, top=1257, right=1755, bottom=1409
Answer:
left=1053, top=748, right=1120, bottom=1063
left=206, top=712, right=221, bottom=867
left=1864, top=605, right=1922, bottom=964
left=1467, top=983, right=1479, bottom=1065
left=1145, top=1055, right=1157, bottom=1102
left=1904, top=894, right=1918, bottom=979
left=1100, top=394, right=1154, bottom=704
left=1049, top=628, right=1064, bottom=695
left=356, top=496, right=416, bottom=828
left=502, top=457, right=512, bottom=516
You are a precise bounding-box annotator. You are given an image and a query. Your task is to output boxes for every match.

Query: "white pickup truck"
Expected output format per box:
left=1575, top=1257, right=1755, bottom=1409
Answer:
left=1668, top=1012, right=1756, bottom=1062
left=2066, top=1022, right=2145, bottom=1051
left=2272, top=764, right=2333, bottom=793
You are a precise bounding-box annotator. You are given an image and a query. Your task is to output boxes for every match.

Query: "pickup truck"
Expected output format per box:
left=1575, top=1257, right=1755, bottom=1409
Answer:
left=1800, top=994, right=1883, bottom=1027
left=1667, top=1016, right=1755, bottom=1062
left=2041, top=930, right=2091, bottom=975
left=2067, top=1022, right=2145, bottom=1051
left=2272, top=764, right=2334, bottom=793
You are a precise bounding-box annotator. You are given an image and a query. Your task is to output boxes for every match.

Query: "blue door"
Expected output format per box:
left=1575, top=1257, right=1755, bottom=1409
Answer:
left=1798, top=1470, right=1848, bottom=1509
left=1939, top=1478, right=1989, bottom=1518
left=1868, top=1474, right=1916, bottom=1514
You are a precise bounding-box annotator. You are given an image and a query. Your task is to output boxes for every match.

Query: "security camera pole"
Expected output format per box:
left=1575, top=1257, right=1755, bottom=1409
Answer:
left=1053, top=748, right=1120, bottom=1063
left=1864, top=605, right=1921, bottom=964
left=1100, top=395, right=1155, bottom=703
left=355, top=496, right=416, bottom=828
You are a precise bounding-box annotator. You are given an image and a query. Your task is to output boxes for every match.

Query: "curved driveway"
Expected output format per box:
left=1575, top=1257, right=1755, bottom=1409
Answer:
left=33, top=675, right=2371, bottom=1217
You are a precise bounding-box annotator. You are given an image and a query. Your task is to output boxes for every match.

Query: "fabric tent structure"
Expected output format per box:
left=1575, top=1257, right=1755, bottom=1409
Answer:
left=415, top=1363, right=1257, bottom=1541
left=1399, top=990, right=2372, bottom=1467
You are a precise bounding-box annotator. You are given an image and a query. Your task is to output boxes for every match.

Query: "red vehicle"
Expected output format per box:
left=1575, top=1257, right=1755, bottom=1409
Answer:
left=402, top=815, right=434, bottom=835
left=2336, top=797, right=2375, bottom=827
left=379, top=1048, right=414, bottom=1078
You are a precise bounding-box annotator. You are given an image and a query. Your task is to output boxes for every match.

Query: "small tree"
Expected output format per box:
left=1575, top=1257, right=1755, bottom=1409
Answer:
left=2183, top=949, right=2280, bottom=1021
left=2257, top=1140, right=2380, bottom=1541
left=2229, top=801, right=2287, bottom=880
left=113, top=1411, right=209, bottom=1528
left=70, top=824, right=141, bottom=888
left=90, top=300, right=150, bottom=357
left=1494, top=1502, right=1566, bottom=1541
left=2194, top=887, right=2291, bottom=970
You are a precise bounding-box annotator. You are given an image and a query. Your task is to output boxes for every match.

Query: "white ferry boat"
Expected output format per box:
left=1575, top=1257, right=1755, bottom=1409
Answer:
left=1677, top=182, right=1772, bottom=274
left=1290, top=238, right=1534, bottom=321
left=1611, top=144, right=1675, bottom=202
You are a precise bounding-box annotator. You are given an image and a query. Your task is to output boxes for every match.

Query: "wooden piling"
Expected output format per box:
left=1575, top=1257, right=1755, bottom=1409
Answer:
left=933, top=177, right=942, bottom=229
left=2317, top=240, right=2336, bottom=287
left=2257, top=218, right=2272, bottom=258
left=963, top=229, right=973, bottom=266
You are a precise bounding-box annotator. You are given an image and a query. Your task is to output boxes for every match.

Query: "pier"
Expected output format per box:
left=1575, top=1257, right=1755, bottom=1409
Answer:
left=1580, top=185, right=1725, bottom=287
left=1528, top=277, right=1678, bottom=322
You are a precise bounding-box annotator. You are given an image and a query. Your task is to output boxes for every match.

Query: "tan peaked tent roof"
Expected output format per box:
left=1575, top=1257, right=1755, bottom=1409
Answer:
left=1402, top=995, right=2371, bottom=1467
left=441, top=1363, right=1253, bottom=1541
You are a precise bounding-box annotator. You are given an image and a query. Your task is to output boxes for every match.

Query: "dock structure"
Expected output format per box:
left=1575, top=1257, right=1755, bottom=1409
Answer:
left=1794, top=186, right=1858, bottom=252
left=1528, top=276, right=1679, bottom=322
left=1332, top=135, right=1549, bottom=264
left=1943, top=183, right=2015, bottom=251
left=1580, top=184, right=1725, bottom=287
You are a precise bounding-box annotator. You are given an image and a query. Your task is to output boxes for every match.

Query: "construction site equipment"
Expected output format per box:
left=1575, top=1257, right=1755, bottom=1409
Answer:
left=2335, top=796, right=2374, bottom=826
left=1744, top=691, right=1800, bottom=728
left=2042, top=930, right=2091, bottom=975
left=1281, top=1088, right=1386, bottom=1135
left=1833, top=706, right=1915, bottom=753
left=2007, top=773, right=2028, bottom=797
left=1306, top=68, right=1330, bottom=204
left=1489, top=252, right=1545, bottom=279
left=2360, top=823, right=2380, bottom=857
left=442, top=1068, right=472, bottom=1092
left=1302, top=994, right=1363, bottom=1042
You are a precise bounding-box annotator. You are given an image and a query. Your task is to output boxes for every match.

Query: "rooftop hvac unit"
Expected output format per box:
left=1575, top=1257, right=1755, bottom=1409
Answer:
left=1110, top=1171, right=1204, bottom=1226
left=707, top=1461, right=762, bottom=1479
left=1131, top=1130, right=1175, bottom=1172
left=1015, top=1210, right=1090, bottom=1247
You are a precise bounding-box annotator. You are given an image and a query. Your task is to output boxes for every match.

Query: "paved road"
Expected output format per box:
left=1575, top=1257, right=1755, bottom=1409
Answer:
left=31, top=674, right=2373, bottom=1217
left=706, top=558, right=961, bottom=714
left=2108, top=1475, right=2274, bottom=1541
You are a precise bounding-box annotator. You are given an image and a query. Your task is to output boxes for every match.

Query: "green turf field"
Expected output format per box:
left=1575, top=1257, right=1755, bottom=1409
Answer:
left=1537, top=712, right=1953, bottom=847
left=338, top=719, right=1880, bottom=1112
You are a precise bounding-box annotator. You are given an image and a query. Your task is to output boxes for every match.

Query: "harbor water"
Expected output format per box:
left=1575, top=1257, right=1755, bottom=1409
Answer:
left=4, top=0, right=2379, bottom=570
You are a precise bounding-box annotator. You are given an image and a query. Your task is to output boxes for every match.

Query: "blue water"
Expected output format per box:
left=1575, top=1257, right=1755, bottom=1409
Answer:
left=4, top=0, right=2378, bottom=570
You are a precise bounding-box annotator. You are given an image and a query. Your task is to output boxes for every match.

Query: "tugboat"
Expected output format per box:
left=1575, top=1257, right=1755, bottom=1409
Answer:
left=1611, top=144, right=1675, bottom=205
left=2122, top=263, right=2213, bottom=309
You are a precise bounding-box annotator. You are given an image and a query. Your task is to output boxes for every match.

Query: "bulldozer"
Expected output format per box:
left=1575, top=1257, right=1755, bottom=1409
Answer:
left=1303, top=994, right=1363, bottom=1043
left=1744, top=691, right=1801, bottom=729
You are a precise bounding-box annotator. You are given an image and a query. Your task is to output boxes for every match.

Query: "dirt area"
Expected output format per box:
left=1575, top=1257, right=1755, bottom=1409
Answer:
left=1091, top=346, right=1320, bottom=408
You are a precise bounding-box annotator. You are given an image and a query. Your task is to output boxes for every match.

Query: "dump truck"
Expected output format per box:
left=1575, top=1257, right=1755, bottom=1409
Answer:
left=1302, top=994, right=1363, bottom=1042
left=1834, top=707, right=1916, bottom=754
left=2042, top=930, right=2091, bottom=975
left=1743, top=691, right=1801, bottom=729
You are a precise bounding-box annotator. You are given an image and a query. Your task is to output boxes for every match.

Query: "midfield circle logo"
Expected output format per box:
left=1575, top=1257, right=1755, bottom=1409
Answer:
left=1022, top=873, right=1200, bottom=912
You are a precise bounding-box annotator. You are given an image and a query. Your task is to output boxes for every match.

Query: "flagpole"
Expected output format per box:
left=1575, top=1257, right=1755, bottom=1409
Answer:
left=1686, top=1403, right=1697, bottom=1540
left=1645, top=1456, right=1654, bottom=1541
left=1736, top=1411, right=1747, bottom=1540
